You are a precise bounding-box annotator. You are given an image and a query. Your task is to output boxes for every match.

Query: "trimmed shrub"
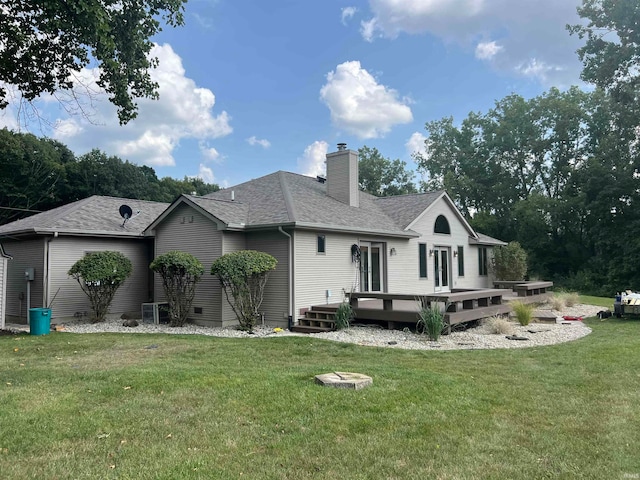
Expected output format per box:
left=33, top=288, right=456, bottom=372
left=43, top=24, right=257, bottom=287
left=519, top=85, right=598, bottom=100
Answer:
left=150, top=251, right=204, bottom=327
left=68, top=251, right=133, bottom=323
left=511, top=301, right=534, bottom=326
left=491, top=241, right=528, bottom=281
left=211, top=250, right=277, bottom=332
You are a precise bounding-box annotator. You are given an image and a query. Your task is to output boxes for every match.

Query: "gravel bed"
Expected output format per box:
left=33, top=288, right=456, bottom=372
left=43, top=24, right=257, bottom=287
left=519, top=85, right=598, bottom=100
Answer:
left=37, top=302, right=601, bottom=351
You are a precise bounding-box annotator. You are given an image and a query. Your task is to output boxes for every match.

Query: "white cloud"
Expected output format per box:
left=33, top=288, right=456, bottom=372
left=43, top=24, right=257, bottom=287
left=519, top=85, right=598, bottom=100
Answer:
left=360, top=18, right=378, bottom=42
left=406, top=132, right=427, bottom=158
left=196, top=163, right=215, bottom=184
left=246, top=136, right=271, bottom=148
left=297, top=140, right=328, bottom=177
left=320, top=61, right=413, bottom=138
left=360, top=0, right=585, bottom=86
left=475, top=41, right=503, bottom=60
left=17, top=43, right=234, bottom=167
left=199, top=141, right=221, bottom=162
left=516, top=58, right=564, bottom=83
left=341, top=6, right=357, bottom=25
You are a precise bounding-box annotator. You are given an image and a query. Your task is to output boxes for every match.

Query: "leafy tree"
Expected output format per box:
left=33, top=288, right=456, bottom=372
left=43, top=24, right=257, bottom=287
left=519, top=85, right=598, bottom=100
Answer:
left=490, top=242, right=528, bottom=281
left=211, top=251, right=277, bottom=332
left=0, top=0, right=187, bottom=124
left=68, top=251, right=133, bottom=323
left=358, top=146, right=417, bottom=197
left=0, top=129, right=73, bottom=224
left=568, top=0, right=640, bottom=105
left=150, top=251, right=204, bottom=327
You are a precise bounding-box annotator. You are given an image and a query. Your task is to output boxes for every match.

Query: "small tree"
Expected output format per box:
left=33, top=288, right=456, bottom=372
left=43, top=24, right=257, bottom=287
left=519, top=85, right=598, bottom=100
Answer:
left=491, top=241, right=528, bottom=281
left=150, top=251, right=204, bottom=327
left=68, top=251, right=132, bottom=323
left=211, top=250, right=277, bottom=332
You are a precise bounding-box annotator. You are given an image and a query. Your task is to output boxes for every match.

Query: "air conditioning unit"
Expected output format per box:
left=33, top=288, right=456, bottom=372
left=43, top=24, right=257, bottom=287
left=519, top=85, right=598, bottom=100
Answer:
left=141, top=302, right=170, bottom=324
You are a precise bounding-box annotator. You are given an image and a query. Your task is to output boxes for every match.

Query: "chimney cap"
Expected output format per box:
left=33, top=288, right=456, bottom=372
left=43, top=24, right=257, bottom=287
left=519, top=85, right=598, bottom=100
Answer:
left=337, top=143, right=347, bottom=151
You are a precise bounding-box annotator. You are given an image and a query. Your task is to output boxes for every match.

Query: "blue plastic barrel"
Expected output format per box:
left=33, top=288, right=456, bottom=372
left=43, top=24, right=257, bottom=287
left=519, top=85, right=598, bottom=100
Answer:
left=29, top=308, right=51, bottom=335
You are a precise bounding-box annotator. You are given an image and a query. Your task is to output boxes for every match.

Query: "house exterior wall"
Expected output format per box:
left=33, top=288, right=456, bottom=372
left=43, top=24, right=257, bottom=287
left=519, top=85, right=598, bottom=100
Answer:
left=0, top=254, right=8, bottom=328
left=154, top=203, right=224, bottom=326
left=293, top=230, right=361, bottom=317
left=219, top=231, right=247, bottom=325
left=397, top=199, right=494, bottom=292
left=2, top=238, right=45, bottom=322
left=48, top=236, right=151, bottom=320
left=246, top=230, right=289, bottom=328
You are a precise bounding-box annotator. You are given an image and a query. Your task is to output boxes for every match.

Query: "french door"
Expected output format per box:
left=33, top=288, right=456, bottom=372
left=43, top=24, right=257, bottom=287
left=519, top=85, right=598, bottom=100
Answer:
left=433, top=246, right=451, bottom=293
left=360, top=242, right=384, bottom=292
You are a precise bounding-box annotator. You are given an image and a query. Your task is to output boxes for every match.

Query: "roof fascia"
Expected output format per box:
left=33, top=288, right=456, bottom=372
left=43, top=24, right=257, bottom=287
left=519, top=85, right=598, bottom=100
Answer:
left=143, top=195, right=228, bottom=235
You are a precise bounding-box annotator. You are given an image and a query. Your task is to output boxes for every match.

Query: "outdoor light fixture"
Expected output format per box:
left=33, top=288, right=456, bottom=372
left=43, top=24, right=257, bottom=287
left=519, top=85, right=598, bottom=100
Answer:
left=390, top=248, right=397, bottom=256
left=429, top=249, right=434, bottom=256
left=453, top=250, right=458, bottom=257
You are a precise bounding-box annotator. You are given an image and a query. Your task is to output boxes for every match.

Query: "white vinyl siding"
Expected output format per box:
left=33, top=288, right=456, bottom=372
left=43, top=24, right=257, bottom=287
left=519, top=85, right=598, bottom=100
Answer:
left=387, top=199, right=493, bottom=291
left=48, top=237, right=150, bottom=319
left=294, top=230, right=360, bottom=317
left=154, top=203, right=224, bottom=326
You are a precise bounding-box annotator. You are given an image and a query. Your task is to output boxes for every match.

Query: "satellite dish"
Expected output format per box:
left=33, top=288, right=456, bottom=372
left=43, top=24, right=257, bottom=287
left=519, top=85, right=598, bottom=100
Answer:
left=119, top=204, right=133, bottom=227
left=119, top=205, right=133, bottom=219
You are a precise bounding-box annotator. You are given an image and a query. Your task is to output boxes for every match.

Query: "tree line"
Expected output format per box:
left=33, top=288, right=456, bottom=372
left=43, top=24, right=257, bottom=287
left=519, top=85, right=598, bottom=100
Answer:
left=0, top=128, right=219, bottom=226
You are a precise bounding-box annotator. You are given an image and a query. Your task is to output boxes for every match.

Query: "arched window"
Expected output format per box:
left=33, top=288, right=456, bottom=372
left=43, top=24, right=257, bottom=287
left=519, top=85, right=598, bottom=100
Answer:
left=434, top=215, right=450, bottom=234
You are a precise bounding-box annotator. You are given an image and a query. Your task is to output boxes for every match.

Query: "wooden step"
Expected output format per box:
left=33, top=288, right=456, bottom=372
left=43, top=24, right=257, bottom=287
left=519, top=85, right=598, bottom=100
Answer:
left=298, top=317, right=336, bottom=329
left=290, top=324, right=334, bottom=334
left=304, top=310, right=337, bottom=320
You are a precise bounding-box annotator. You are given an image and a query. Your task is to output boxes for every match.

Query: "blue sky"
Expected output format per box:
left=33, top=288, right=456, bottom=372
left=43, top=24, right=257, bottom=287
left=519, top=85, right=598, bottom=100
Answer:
left=0, top=0, right=588, bottom=188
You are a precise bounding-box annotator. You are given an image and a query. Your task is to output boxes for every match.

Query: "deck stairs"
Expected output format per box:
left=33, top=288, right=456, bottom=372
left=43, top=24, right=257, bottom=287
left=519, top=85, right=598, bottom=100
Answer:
left=291, top=308, right=336, bottom=333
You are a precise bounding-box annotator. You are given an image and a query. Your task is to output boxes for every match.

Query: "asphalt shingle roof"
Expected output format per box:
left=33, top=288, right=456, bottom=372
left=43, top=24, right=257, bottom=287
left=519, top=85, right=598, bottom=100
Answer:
left=203, top=171, right=418, bottom=236
left=0, top=196, right=169, bottom=238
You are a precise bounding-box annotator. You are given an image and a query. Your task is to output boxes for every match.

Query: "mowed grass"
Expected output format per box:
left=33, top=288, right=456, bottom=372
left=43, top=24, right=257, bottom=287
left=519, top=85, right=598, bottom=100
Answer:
left=1, top=314, right=639, bottom=479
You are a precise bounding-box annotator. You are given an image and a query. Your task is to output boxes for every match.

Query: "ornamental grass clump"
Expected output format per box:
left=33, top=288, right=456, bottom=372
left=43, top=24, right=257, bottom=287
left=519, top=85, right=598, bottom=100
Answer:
left=551, top=293, right=566, bottom=311
left=482, top=315, right=515, bottom=335
left=511, top=301, right=534, bottom=326
left=334, top=302, right=353, bottom=330
left=417, top=305, right=446, bottom=341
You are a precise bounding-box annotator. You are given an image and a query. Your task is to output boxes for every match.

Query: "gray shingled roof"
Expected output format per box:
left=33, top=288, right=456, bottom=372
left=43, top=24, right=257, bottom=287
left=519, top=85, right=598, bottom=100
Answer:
left=202, top=171, right=417, bottom=236
left=0, top=196, right=169, bottom=238
left=469, top=232, right=507, bottom=246
left=375, top=191, right=444, bottom=229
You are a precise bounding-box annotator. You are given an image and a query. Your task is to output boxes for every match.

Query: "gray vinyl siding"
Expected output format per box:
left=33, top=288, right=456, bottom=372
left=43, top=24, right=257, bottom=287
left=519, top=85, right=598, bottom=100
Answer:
left=0, top=255, right=8, bottom=327
left=154, top=203, right=224, bottom=326
left=294, top=230, right=360, bottom=318
left=220, top=231, right=247, bottom=324
left=48, top=237, right=150, bottom=319
left=2, top=238, right=45, bottom=322
left=247, top=230, right=289, bottom=328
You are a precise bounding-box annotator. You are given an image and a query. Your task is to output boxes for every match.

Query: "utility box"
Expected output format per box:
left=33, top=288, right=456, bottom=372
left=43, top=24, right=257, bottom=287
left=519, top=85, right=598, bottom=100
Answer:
left=141, top=302, right=170, bottom=324
left=24, top=267, right=34, bottom=281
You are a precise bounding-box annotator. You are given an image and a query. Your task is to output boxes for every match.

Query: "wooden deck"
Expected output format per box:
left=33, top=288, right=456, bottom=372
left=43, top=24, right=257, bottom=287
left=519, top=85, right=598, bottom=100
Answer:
left=494, top=281, right=554, bottom=304
left=345, top=289, right=512, bottom=333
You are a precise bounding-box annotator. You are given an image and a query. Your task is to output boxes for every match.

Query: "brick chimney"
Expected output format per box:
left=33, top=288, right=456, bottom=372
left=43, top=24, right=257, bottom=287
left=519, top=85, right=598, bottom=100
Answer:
left=325, top=143, right=359, bottom=207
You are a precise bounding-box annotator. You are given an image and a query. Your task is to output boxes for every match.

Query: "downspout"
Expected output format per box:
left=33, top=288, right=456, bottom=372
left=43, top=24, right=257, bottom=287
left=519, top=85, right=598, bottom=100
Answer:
left=278, top=226, right=294, bottom=328
left=44, top=233, right=57, bottom=309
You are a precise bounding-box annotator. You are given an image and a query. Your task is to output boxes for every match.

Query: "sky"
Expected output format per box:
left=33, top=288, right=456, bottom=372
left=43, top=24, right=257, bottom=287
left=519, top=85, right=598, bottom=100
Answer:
left=0, top=0, right=589, bottom=189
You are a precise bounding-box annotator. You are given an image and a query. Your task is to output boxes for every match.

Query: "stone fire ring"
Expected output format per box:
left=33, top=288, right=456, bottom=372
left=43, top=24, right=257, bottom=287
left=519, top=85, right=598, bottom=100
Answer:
left=314, top=372, right=373, bottom=390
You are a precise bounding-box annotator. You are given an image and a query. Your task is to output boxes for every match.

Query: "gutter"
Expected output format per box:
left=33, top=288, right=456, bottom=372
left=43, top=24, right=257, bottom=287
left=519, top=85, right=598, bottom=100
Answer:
left=278, top=226, right=294, bottom=327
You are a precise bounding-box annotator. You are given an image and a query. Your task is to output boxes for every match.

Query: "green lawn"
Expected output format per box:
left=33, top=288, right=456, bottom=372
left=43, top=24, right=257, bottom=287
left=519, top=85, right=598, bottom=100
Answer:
left=1, top=315, right=639, bottom=479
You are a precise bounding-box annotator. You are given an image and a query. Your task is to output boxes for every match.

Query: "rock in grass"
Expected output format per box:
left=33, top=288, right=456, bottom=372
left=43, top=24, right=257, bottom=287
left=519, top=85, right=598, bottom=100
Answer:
left=122, top=319, right=139, bottom=328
